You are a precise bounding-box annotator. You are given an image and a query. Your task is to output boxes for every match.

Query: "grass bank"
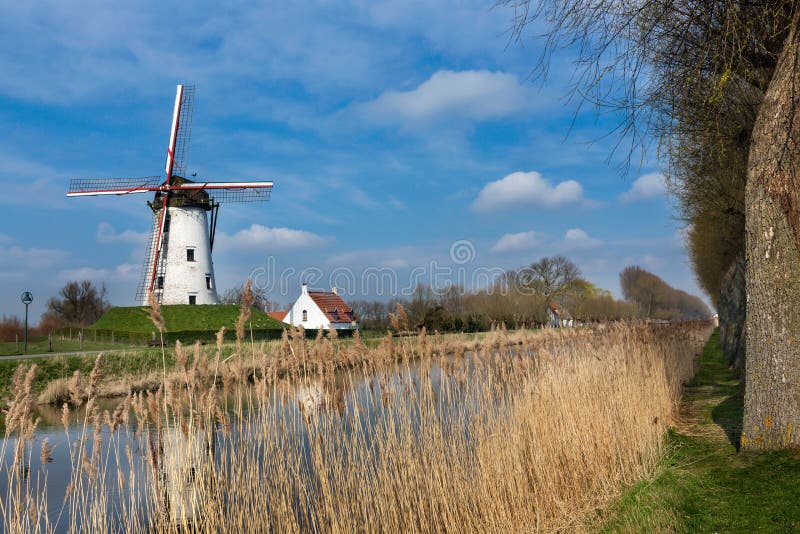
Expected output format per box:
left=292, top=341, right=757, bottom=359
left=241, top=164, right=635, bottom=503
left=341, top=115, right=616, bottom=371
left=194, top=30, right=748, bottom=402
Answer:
left=600, top=330, right=800, bottom=532
left=0, top=329, right=494, bottom=407
left=91, top=305, right=285, bottom=333
left=0, top=338, right=135, bottom=357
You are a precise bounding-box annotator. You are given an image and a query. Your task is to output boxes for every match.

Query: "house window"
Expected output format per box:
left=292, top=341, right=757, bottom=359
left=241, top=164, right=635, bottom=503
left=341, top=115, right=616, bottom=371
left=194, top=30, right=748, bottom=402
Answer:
left=205, top=275, right=212, bottom=290
left=189, top=295, right=197, bottom=305
left=163, top=215, right=171, bottom=233
left=156, top=276, right=164, bottom=289
left=186, top=248, right=195, bottom=262
left=302, top=310, right=308, bottom=322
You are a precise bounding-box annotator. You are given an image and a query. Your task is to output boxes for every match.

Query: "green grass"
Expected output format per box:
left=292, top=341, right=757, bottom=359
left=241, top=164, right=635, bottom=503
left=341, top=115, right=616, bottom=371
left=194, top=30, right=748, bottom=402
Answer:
left=0, top=347, right=175, bottom=404
left=599, top=330, right=800, bottom=533
left=91, top=304, right=285, bottom=333
left=0, top=305, right=285, bottom=357
left=0, top=337, right=135, bottom=357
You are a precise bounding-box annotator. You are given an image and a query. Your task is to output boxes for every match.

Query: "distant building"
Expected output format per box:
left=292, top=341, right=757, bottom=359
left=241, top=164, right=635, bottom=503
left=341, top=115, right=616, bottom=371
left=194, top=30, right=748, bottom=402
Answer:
left=284, top=284, right=358, bottom=331
left=548, top=301, right=573, bottom=328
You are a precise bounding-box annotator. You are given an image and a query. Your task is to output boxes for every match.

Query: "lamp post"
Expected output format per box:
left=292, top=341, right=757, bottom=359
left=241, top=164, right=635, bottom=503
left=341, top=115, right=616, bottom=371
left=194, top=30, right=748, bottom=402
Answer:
left=20, top=291, right=32, bottom=353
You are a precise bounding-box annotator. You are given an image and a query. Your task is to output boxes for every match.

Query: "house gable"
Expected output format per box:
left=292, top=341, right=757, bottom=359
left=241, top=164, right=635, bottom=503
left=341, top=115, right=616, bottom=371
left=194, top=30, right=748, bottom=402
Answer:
left=285, top=285, right=358, bottom=330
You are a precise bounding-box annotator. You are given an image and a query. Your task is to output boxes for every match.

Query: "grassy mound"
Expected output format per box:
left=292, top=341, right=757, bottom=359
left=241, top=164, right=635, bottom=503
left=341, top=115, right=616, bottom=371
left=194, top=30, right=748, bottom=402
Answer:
left=91, top=305, right=285, bottom=333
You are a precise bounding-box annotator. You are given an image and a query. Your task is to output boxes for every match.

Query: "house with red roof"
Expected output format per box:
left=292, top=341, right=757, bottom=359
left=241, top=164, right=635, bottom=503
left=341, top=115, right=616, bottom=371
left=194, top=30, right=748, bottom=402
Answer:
left=283, top=283, right=358, bottom=330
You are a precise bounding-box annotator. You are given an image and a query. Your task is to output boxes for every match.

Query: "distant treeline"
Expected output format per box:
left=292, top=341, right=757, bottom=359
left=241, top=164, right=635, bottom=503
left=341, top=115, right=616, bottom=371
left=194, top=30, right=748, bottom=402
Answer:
left=350, top=257, right=711, bottom=332
left=0, top=258, right=711, bottom=341
left=620, top=266, right=710, bottom=321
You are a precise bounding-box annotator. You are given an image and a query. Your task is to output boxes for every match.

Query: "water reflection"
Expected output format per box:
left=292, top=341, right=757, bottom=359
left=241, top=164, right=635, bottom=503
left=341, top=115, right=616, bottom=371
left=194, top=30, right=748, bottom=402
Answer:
left=1, top=347, right=535, bottom=532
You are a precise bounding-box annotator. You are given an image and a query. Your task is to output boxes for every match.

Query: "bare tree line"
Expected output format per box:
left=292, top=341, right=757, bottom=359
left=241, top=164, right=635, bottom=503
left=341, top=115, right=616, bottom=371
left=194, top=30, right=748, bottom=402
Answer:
left=350, top=257, right=708, bottom=333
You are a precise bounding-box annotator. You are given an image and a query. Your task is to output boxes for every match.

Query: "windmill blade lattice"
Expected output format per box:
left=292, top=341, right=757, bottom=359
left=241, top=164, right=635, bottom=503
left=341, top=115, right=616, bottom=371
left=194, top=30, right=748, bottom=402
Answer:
left=67, top=176, right=163, bottom=196
left=172, top=182, right=273, bottom=203
left=66, top=84, right=276, bottom=306
left=171, top=85, right=194, bottom=178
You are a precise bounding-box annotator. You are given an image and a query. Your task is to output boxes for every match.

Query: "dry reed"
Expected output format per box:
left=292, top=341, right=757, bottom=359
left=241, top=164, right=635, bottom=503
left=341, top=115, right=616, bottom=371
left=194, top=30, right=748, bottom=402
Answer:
left=0, top=320, right=711, bottom=533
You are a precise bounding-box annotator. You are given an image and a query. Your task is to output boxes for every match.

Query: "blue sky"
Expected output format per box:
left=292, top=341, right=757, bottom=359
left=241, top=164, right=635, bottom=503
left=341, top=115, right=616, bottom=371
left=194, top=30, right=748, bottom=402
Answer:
left=0, top=0, right=702, bottom=320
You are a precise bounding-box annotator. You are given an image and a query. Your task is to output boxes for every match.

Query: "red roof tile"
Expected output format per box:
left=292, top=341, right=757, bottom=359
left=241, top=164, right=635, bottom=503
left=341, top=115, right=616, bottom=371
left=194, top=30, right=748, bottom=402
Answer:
left=308, top=291, right=355, bottom=323
left=268, top=311, right=288, bottom=321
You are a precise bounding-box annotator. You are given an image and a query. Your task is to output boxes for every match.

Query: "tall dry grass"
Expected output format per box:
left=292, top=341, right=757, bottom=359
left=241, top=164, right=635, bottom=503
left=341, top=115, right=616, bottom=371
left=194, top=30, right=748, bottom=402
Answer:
left=0, top=315, right=711, bottom=533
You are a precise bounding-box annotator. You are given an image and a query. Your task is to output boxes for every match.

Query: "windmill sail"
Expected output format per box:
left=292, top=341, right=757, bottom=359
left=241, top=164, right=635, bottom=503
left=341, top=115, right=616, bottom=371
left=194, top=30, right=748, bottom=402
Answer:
left=172, top=181, right=273, bottom=203
left=67, top=84, right=276, bottom=306
left=67, top=176, right=162, bottom=196
left=166, top=85, right=194, bottom=179
left=136, top=210, right=168, bottom=304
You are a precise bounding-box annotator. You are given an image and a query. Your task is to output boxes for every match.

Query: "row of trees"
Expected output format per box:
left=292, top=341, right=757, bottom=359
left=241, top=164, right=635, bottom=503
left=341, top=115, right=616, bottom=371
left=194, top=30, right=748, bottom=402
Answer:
left=505, top=0, right=798, bottom=449
left=0, top=281, right=110, bottom=342
left=351, top=257, right=708, bottom=332
left=620, top=266, right=710, bottom=321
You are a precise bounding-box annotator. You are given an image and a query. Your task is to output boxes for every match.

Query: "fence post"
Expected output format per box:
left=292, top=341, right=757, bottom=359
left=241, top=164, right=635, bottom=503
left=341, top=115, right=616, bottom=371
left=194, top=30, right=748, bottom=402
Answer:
left=79, top=330, right=83, bottom=350
left=16, top=333, right=19, bottom=353
left=48, top=332, right=52, bottom=352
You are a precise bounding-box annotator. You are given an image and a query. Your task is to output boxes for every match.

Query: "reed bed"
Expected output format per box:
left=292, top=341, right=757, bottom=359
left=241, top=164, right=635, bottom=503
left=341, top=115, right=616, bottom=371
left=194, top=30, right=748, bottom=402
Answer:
left=1, top=307, right=711, bottom=532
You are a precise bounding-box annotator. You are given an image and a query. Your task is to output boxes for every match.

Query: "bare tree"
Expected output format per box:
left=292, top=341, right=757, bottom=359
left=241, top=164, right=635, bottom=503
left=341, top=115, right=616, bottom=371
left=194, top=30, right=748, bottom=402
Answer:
left=45, top=280, right=110, bottom=327
left=220, top=283, right=277, bottom=312
left=520, top=256, right=581, bottom=299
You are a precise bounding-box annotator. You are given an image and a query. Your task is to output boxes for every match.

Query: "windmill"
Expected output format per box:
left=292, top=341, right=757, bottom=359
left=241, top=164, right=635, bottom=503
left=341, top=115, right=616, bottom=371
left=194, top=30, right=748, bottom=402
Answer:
left=67, top=85, right=273, bottom=306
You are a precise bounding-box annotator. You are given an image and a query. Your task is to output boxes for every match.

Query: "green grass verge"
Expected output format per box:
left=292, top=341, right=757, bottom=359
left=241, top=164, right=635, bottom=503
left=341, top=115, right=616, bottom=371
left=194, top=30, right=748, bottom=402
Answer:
left=599, top=330, right=800, bottom=533
left=0, top=338, right=137, bottom=357
left=91, top=304, right=285, bottom=333
left=0, top=348, right=175, bottom=401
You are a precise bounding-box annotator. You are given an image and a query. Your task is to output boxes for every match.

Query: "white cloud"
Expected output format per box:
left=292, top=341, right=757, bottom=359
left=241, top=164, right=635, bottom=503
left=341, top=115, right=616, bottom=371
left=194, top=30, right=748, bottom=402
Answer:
left=491, top=231, right=539, bottom=253
left=0, top=245, right=67, bottom=269
left=96, top=222, right=149, bottom=245
left=348, top=188, right=382, bottom=209
left=326, top=246, right=426, bottom=269
left=58, top=263, right=139, bottom=282
left=563, top=228, right=601, bottom=249
left=620, top=172, right=666, bottom=202
left=472, top=171, right=585, bottom=212
left=359, top=70, right=528, bottom=124
left=219, top=224, right=327, bottom=251
left=388, top=196, right=407, bottom=210
left=0, top=234, right=11, bottom=244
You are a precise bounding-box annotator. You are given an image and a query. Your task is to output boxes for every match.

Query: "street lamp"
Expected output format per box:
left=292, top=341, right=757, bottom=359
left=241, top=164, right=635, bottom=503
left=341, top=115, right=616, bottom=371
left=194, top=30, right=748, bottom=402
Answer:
left=20, top=291, right=32, bottom=353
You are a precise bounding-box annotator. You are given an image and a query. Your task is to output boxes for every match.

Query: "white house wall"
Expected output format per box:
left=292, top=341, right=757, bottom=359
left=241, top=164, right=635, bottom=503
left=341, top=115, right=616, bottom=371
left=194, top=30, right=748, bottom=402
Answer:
left=148, top=206, right=220, bottom=305
left=286, top=292, right=330, bottom=329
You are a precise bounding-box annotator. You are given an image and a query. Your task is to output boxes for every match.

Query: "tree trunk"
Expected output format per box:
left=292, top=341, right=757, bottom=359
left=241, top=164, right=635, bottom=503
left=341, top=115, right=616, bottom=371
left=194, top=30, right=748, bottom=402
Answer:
left=718, top=247, right=746, bottom=377
left=743, top=17, right=800, bottom=451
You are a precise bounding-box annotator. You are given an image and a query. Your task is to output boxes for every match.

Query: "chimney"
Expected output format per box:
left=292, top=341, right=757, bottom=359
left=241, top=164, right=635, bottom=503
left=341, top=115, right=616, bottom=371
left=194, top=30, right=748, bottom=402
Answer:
left=331, top=286, right=338, bottom=295
left=301, top=282, right=308, bottom=295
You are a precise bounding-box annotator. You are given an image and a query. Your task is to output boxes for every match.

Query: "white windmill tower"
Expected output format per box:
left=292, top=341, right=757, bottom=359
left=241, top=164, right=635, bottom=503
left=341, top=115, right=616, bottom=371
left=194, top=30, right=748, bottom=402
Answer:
left=67, top=85, right=274, bottom=306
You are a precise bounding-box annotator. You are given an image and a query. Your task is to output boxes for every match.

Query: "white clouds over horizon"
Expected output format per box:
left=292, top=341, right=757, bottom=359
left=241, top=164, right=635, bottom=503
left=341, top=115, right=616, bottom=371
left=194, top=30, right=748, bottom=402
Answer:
left=472, top=171, right=586, bottom=213
left=491, top=231, right=539, bottom=253
left=620, top=172, right=667, bottom=202
left=218, top=224, right=328, bottom=251
left=563, top=228, right=601, bottom=249
left=358, top=70, right=528, bottom=125
left=96, top=222, right=149, bottom=245
left=0, top=244, right=67, bottom=269
left=58, top=263, right=139, bottom=282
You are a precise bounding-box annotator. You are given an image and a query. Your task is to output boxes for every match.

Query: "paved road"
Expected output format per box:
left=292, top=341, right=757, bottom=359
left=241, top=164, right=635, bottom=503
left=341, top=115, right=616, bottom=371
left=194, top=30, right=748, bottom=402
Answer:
left=0, top=348, right=126, bottom=362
